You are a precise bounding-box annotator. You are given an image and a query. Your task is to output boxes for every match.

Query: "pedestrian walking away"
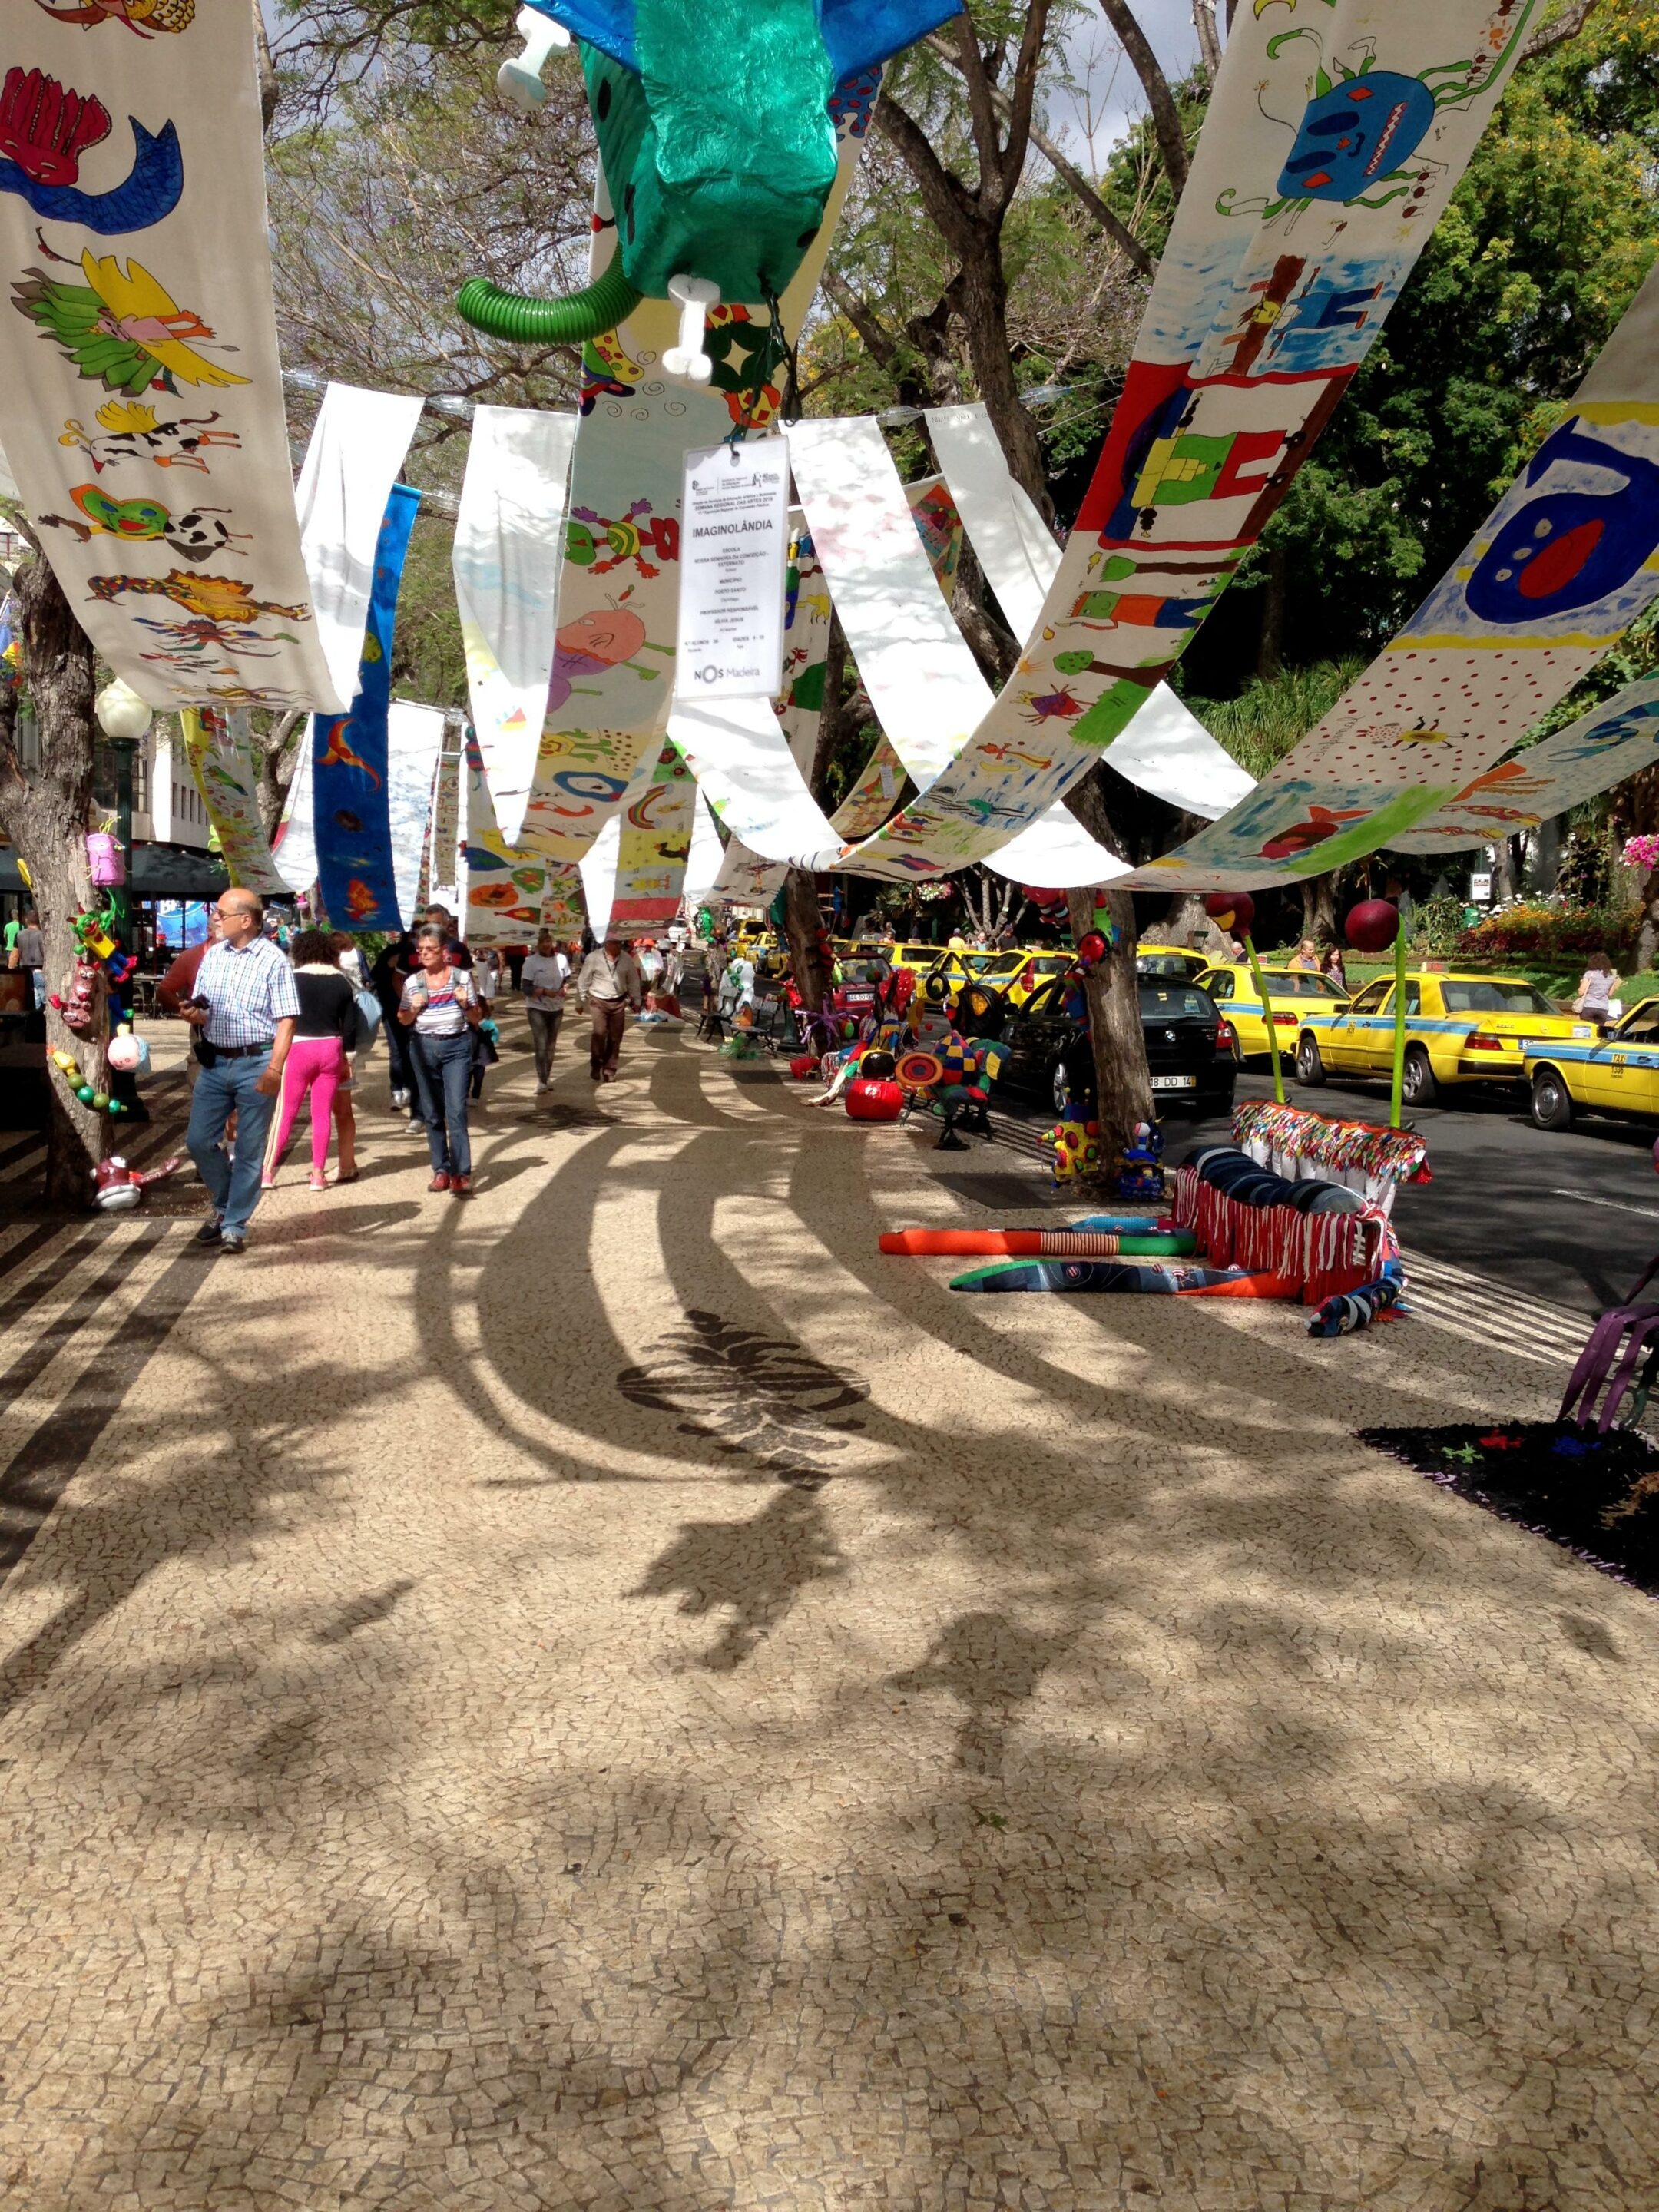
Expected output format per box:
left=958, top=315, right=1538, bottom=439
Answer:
left=7, top=908, right=45, bottom=1009
left=263, top=932, right=357, bottom=1190
left=400, top=924, right=483, bottom=1194
left=521, top=930, right=569, bottom=1089
left=181, top=889, right=299, bottom=1253
left=577, top=932, right=643, bottom=1081
left=371, top=930, right=420, bottom=1118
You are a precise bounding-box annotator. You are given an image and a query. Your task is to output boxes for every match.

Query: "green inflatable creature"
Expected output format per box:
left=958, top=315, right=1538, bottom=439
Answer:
left=459, top=0, right=962, bottom=379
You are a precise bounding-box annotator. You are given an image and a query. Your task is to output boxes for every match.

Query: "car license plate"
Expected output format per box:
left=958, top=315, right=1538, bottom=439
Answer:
left=1150, top=1075, right=1196, bottom=1090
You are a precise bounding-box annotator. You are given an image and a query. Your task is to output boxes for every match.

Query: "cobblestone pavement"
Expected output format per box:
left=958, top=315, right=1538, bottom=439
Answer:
left=2, top=1019, right=1657, bottom=2210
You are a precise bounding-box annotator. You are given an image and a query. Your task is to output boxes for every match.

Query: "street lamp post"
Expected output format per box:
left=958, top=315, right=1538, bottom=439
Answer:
left=94, top=678, right=153, bottom=1122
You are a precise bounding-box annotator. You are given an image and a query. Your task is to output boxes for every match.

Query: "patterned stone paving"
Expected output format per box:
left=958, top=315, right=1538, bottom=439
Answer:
left=1, top=1019, right=1656, bottom=2210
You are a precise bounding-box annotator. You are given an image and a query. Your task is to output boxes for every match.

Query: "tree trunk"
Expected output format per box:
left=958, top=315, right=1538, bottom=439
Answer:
left=1257, top=546, right=1286, bottom=681
left=1067, top=884, right=1153, bottom=1159
left=1061, top=766, right=1156, bottom=1159
left=781, top=869, right=833, bottom=1021
left=1299, top=869, right=1338, bottom=945
left=0, top=554, right=110, bottom=1207
left=1529, top=814, right=1562, bottom=894
left=1491, top=836, right=1520, bottom=903
left=1192, top=0, right=1222, bottom=82
left=253, top=709, right=303, bottom=839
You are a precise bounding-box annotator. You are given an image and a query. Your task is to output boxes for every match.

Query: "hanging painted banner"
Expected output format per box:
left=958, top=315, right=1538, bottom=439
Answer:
left=710, top=837, right=786, bottom=909
left=812, top=0, right=1548, bottom=880
left=389, top=702, right=449, bottom=926
left=923, top=402, right=1252, bottom=822
left=313, top=483, right=420, bottom=930
left=0, top=3, right=344, bottom=711
left=180, top=707, right=285, bottom=895
left=777, top=515, right=833, bottom=774
left=612, top=742, right=697, bottom=934
left=452, top=403, right=577, bottom=847
left=296, top=382, right=425, bottom=713
left=580, top=812, right=622, bottom=939
left=511, top=76, right=881, bottom=862
left=1387, top=680, right=1659, bottom=853
left=463, top=727, right=548, bottom=945
left=538, top=864, right=587, bottom=939
left=1125, top=259, right=1659, bottom=889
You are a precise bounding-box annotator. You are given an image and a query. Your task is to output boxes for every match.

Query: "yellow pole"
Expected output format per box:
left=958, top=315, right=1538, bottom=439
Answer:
left=1243, top=934, right=1284, bottom=1104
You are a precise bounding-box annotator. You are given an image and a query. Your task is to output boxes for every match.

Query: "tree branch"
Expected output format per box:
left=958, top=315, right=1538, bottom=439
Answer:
left=922, top=32, right=1156, bottom=276
left=821, top=269, right=897, bottom=368
left=996, top=0, right=1052, bottom=207
left=951, top=12, right=1007, bottom=202
left=874, top=89, right=979, bottom=255
left=1521, top=0, right=1602, bottom=59
left=1097, top=0, right=1189, bottom=197
left=1191, top=0, right=1222, bottom=84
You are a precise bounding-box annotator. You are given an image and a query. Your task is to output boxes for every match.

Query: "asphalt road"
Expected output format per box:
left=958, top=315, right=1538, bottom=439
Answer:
left=1182, top=1068, right=1659, bottom=1319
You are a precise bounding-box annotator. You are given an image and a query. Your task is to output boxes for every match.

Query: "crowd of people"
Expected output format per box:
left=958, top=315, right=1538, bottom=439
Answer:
left=159, top=889, right=693, bottom=1252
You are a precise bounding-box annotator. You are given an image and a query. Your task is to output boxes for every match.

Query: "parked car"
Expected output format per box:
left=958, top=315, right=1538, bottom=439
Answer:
left=1292, top=969, right=1595, bottom=1106
left=1194, top=962, right=1350, bottom=1061
left=1525, top=998, right=1659, bottom=1131
left=1135, top=945, right=1210, bottom=981
left=995, top=975, right=1237, bottom=1118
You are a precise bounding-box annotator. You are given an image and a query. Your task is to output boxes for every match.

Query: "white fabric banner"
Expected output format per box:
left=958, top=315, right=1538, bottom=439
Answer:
left=295, top=382, right=424, bottom=712
left=684, top=789, right=726, bottom=906
left=452, top=405, right=577, bottom=846
left=786, top=416, right=992, bottom=787
left=0, top=2, right=345, bottom=711
left=924, top=402, right=1251, bottom=823
left=670, top=696, right=839, bottom=866
left=271, top=733, right=316, bottom=895
left=389, top=702, right=448, bottom=926
left=581, top=814, right=621, bottom=940
left=985, top=808, right=1131, bottom=893
left=923, top=405, right=1059, bottom=646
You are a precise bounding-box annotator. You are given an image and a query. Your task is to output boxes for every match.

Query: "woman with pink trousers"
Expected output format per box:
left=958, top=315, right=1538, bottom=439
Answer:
left=262, top=931, right=359, bottom=1189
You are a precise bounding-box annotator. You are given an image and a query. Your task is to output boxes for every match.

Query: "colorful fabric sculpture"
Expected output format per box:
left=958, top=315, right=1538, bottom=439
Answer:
left=1174, top=1147, right=1394, bottom=1308
left=1231, top=1099, right=1430, bottom=1212
left=462, top=0, right=954, bottom=351
left=1045, top=1118, right=1102, bottom=1183
left=1558, top=1263, right=1659, bottom=1434
left=1116, top=1121, right=1164, bottom=1200
left=92, top=1152, right=178, bottom=1211
left=879, top=1228, right=1197, bottom=1258
left=1307, top=1267, right=1404, bottom=1337
left=846, top=1076, right=903, bottom=1121
left=949, top=1259, right=1293, bottom=1296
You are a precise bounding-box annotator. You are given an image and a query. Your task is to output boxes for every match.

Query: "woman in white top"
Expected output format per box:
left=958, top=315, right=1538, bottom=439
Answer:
left=1575, top=951, right=1621, bottom=1031
left=399, top=926, right=482, bottom=1194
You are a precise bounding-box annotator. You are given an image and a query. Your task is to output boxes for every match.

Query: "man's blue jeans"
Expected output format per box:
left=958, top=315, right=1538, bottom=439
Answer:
left=186, top=1049, right=279, bottom=1236
left=411, top=1029, right=472, bottom=1176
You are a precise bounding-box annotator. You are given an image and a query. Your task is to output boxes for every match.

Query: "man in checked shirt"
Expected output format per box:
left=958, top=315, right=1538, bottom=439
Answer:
left=180, top=889, right=299, bottom=1253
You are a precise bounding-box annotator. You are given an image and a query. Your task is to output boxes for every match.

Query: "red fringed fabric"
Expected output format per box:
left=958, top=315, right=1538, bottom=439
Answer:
left=1174, top=1167, right=1392, bottom=1306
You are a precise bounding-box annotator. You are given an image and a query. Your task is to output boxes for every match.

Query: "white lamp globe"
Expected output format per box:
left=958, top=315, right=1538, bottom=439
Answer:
left=94, top=677, right=153, bottom=742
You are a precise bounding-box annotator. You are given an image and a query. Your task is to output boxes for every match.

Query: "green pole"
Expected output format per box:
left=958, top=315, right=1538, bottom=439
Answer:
left=1243, top=933, right=1284, bottom=1104
left=1389, top=922, right=1408, bottom=1128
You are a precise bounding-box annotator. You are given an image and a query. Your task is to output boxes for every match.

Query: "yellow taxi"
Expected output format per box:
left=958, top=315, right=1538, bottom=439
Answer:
left=965, top=948, right=1077, bottom=1008
left=1194, top=962, right=1350, bottom=1062
left=1525, top=998, right=1659, bottom=1131
left=1292, top=969, right=1596, bottom=1108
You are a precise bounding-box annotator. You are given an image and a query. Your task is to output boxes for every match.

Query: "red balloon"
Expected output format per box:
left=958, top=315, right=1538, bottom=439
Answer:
left=1075, top=929, right=1108, bottom=968
left=1204, top=891, right=1254, bottom=935
left=1345, top=899, right=1400, bottom=952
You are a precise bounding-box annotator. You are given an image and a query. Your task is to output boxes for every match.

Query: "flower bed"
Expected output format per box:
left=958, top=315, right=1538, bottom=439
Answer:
left=1454, top=902, right=1638, bottom=965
